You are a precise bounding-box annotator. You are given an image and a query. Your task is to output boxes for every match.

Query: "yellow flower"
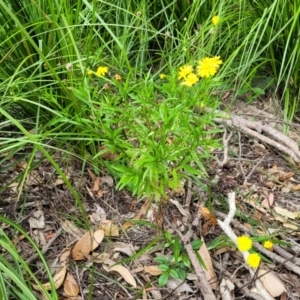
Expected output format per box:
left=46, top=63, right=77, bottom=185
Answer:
left=209, top=56, right=223, bottom=68
left=237, top=236, right=252, bottom=252
left=263, top=240, right=273, bottom=250
left=87, top=69, right=93, bottom=75
left=160, top=73, right=166, bottom=79
left=114, top=74, right=122, bottom=81
left=96, top=66, right=108, bottom=77
left=247, top=253, right=261, bottom=268
left=178, top=64, right=193, bottom=80
left=181, top=73, right=199, bottom=87
left=212, top=16, right=220, bottom=26
left=196, top=56, right=223, bottom=78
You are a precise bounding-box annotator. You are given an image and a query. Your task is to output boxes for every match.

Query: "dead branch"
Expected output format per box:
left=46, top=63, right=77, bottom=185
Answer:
left=213, top=112, right=300, bottom=162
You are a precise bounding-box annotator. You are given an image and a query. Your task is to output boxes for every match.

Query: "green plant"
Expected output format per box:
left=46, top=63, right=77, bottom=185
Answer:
left=154, top=231, right=203, bottom=286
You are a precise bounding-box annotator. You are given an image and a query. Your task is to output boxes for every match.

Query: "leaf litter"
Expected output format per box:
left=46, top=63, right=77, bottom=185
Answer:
left=1, top=121, right=300, bottom=299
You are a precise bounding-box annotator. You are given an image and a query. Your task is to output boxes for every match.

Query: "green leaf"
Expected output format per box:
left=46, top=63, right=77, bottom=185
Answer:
left=169, top=269, right=179, bottom=278
left=177, top=268, right=186, bottom=280
left=196, top=251, right=207, bottom=271
left=155, top=256, right=168, bottom=264
left=191, top=239, right=203, bottom=250
left=182, top=255, right=191, bottom=268
left=173, top=236, right=180, bottom=264
left=158, top=272, right=169, bottom=287
left=158, top=264, right=169, bottom=272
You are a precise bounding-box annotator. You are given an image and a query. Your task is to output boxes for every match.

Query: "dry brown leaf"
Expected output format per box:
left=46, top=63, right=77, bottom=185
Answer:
left=60, top=249, right=71, bottom=262
left=92, top=230, right=105, bottom=250
left=72, top=231, right=93, bottom=261
left=103, top=264, right=137, bottom=288
left=261, top=193, right=274, bottom=208
left=92, top=177, right=100, bottom=192
left=29, top=210, right=45, bottom=229
left=201, top=207, right=217, bottom=226
left=258, top=269, right=286, bottom=297
left=112, top=242, right=136, bottom=256
left=198, top=240, right=217, bottom=290
left=99, top=145, right=119, bottom=161
left=291, top=184, right=300, bottom=191
left=61, top=220, right=85, bottom=239
left=87, top=168, right=96, bottom=181
left=100, top=220, right=119, bottom=237
left=274, top=207, right=296, bottom=219
left=282, top=223, right=298, bottom=230
left=32, top=265, right=67, bottom=291
left=144, top=265, right=163, bottom=276
left=122, top=197, right=153, bottom=229
left=63, top=272, right=79, bottom=297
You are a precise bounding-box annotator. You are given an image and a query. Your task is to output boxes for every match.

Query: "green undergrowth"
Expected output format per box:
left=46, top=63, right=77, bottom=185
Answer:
left=0, top=0, right=300, bottom=298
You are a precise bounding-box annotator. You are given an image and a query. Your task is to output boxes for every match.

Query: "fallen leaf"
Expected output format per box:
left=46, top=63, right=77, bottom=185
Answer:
left=282, top=223, right=298, bottom=230
left=92, top=230, right=105, bottom=250
left=32, top=265, right=67, bottom=291
left=92, top=177, right=100, bottom=192
left=99, top=145, right=119, bottom=160
left=258, top=269, right=286, bottom=297
left=291, top=184, right=300, bottom=191
left=261, top=193, right=274, bottom=208
left=166, top=277, right=193, bottom=293
left=100, top=220, right=119, bottom=237
left=100, top=175, right=114, bottom=187
left=112, top=242, right=136, bottom=256
left=72, top=231, right=94, bottom=261
left=198, top=240, right=217, bottom=290
left=28, top=210, right=45, bottom=229
left=63, top=272, right=79, bottom=297
left=61, top=220, right=85, bottom=239
left=274, top=207, right=296, bottom=219
left=122, top=197, right=152, bottom=229
left=201, top=207, right=217, bottom=226
left=144, top=265, right=163, bottom=276
left=103, top=264, right=137, bottom=288
left=60, top=249, right=71, bottom=262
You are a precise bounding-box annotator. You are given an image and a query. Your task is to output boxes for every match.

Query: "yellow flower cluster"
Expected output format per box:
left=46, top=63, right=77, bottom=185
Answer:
left=177, top=56, right=223, bottom=87
left=236, top=236, right=275, bottom=268
left=236, top=235, right=261, bottom=268
left=197, top=56, right=223, bottom=78
left=87, top=66, right=109, bottom=77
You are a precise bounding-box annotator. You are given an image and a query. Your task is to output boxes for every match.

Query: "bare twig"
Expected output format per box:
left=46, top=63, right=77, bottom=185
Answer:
left=217, top=127, right=233, bottom=167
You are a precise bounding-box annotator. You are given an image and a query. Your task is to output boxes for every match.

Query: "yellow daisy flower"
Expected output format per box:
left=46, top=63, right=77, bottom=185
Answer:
left=178, top=64, right=193, bottom=80
left=237, top=236, right=252, bottom=252
left=263, top=240, right=273, bottom=250
left=96, top=66, right=108, bottom=77
left=160, top=73, right=166, bottom=79
left=247, top=253, right=261, bottom=268
left=212, top=16, right=220, bottom=26
left=181, top=73, right=199, bottom=87
left=196, top=56, right=223, bottom=78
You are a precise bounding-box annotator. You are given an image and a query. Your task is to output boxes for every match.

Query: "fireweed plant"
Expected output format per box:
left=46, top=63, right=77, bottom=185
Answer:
left=86, top=57, right=223, bottom=200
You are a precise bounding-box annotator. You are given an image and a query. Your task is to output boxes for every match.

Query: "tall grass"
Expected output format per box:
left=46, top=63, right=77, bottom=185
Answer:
left=1, top=0, right=300, bottom=296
